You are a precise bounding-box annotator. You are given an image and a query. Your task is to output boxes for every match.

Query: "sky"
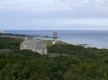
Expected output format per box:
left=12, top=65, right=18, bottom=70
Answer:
left=0, top=0, right=108, bottom=30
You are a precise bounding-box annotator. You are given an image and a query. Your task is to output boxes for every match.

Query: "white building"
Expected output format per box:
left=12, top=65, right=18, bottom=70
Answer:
left=20, top=37, right=47, bottom=55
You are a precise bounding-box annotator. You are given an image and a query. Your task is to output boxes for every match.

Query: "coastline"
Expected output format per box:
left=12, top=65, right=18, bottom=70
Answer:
left=1, top=31, right=108, bottom=50
left=65, top=41, right=108, bottom=49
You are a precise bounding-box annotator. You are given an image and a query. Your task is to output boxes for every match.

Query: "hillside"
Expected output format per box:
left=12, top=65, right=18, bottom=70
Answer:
left=0, top=35, right=108, bottom=80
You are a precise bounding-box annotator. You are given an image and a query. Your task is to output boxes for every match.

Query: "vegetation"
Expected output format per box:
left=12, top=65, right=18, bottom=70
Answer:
left=1, top=36, right=108, bottom=80
left=0, top=37, right=23, bottom=49
left=0, top=33, right=25, bottom=37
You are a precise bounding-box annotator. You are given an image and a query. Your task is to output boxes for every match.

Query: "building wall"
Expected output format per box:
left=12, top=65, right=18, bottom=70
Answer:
left=20, top=44, right=47, bottom=55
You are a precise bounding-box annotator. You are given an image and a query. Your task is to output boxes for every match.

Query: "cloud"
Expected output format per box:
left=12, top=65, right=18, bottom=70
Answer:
left=1, top=18, right=108, bottom=30
left=39, top=19, right=108, bottom=27
left=57, top=0, right=108, bottom=11
left=1, top=18, right=108, bottom=27
left=0, top=0, right=108, bottom=12
left=95, top=0, right=108, bottom=11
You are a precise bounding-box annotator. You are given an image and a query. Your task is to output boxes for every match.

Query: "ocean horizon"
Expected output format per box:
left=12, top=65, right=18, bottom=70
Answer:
left=5, top=30, right=108, bottom=48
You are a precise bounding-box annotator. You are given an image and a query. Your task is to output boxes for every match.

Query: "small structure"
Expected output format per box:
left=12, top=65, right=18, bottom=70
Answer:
left=53, top=32, right=57, bottom=38
left=53, top=32, right=57, bottom=40
left=20, top=37, right=47, bottom=55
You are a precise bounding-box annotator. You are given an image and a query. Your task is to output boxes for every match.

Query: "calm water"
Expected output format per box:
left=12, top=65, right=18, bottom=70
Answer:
left=6, top=30, right=108, bottom=48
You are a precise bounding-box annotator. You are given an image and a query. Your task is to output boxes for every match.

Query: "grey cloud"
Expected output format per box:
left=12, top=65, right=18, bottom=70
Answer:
left=59, top=0, right=108, bottom=11
left=0, top=0, right=108, bottom=12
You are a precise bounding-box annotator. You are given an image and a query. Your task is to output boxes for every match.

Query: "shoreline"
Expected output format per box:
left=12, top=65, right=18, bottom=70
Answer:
left=65, top=41, right=108, bottom=49
left=1, top=32, right=108, bottom=50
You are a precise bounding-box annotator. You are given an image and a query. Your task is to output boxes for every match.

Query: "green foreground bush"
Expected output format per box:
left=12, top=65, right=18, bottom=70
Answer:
left=0, top=37, right=108, bottom=80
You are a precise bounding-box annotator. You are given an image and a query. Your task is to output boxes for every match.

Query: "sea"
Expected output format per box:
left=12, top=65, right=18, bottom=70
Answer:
left=5, top=30, right=108, bottom=48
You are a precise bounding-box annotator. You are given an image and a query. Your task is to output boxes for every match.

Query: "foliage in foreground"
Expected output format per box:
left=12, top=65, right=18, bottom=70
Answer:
left=0, top=37, right=108, bottom=80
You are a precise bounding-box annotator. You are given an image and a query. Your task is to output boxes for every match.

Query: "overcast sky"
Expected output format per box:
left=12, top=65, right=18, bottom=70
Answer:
left=0, top=0, right=108, bottom=30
